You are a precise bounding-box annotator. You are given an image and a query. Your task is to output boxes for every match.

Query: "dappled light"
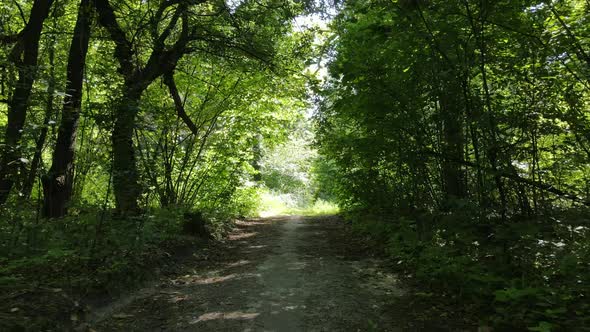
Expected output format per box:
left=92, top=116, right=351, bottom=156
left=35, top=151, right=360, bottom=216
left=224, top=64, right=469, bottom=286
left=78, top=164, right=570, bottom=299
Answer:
left=259, top=192, right=340, bottom=217
left=255, top=117, right=340, bottom=218
left=226, top=260, right=251, bottom=268
left=84, top=216, right=408, bottom=331
left=190, top=311, right=260, bottom=323
left=1, top=0, right=588, bottom=330
left=228, top=232, right=259, bottom=241
left=172, top=274, right=238, bottom=286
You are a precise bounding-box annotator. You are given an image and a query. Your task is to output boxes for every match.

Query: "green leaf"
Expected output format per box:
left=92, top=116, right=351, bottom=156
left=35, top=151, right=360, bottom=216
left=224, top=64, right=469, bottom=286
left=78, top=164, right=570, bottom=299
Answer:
left=528, top=321, right=553, bottom=332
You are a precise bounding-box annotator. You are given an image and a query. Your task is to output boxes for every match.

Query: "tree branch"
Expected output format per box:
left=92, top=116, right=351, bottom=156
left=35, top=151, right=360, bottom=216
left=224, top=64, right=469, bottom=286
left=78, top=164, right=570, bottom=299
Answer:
left=153, top=2, right=184, bottom=53
left=0, top=33, right=20, bottom=45
left=163, top=71, right=200, bottom=136
left=420, top=150, right=590, bottom=207
left=94, top=0, right=134, bottom=77
left=12, top=0, right=27, bottom=25
left=547, top=2, right=590, bottom=67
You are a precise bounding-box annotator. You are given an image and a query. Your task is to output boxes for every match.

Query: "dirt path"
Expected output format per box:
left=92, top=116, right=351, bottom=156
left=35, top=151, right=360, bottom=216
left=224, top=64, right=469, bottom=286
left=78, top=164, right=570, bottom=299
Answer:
left=88, top=216, right=409, bottom=331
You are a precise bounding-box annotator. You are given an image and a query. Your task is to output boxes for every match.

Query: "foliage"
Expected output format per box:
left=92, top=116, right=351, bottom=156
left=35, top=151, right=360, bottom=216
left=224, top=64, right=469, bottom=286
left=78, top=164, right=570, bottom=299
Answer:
left=0, top=0, right=318, bottom=328
left=316, top=0, right=590, bottom=329
left=257, top=117, right=340, bottom=215
left=3, top=0, right=589, bottom=329
left=259, top=189, right=339, bottom=217
left=260, top=120, right=315, bottom=198
left=349, top=209, right=590, bottom=330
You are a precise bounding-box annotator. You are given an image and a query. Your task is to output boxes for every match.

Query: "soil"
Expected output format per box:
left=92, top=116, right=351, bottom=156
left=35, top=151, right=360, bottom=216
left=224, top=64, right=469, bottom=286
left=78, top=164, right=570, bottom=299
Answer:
left=83, top=215, right=468, bottom=331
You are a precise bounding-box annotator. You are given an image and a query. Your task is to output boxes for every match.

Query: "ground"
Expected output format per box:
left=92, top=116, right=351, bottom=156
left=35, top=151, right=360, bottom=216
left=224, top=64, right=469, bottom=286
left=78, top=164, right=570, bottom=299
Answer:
left=82, top=216, right=469, bottom=331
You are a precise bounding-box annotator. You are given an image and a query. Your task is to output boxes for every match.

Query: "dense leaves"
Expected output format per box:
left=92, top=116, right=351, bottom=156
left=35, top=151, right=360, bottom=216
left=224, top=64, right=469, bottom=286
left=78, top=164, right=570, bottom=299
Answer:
left=1, top=0, right=589, bottom=330
left=316, top=0, right=590, bottom=329
left=0, top=0, right=313, bottom=329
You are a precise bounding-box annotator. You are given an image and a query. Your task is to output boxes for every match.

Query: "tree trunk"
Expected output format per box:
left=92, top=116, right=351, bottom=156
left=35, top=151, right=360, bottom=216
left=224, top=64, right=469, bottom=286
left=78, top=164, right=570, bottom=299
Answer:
left=42, top=0, right=93, bottom=218
left=93, top=0, right=191, bottom=216
left=163, top=137, right=176, bottom=207
left=251, top=135, right=263, bottom=182
left=21, top=35, right=57, bottom=201
left=439, top=78, right=467, bottom=201
left=112, top=86, right=143, bottom=216
left=0, top=0, right=54, bottom=204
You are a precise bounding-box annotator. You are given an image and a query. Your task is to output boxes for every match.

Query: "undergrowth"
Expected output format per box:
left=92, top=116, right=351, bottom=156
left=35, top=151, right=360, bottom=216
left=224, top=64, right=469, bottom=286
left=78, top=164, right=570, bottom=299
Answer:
left=348, top=206, right=590, bottom=331
left=258, top=190, right=339, bottom=217
left=0, top=204, right=242, bottom=331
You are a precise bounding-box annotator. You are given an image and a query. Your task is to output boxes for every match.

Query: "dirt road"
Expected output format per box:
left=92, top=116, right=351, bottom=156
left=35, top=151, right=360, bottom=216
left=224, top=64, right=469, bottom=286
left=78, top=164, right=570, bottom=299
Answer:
left=89, top=216, right=408, bottom=331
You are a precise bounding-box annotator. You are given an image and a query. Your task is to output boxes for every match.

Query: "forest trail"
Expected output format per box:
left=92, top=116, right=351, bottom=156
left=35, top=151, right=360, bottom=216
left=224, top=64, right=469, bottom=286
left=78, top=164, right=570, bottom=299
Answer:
left=88, top=216, right=408, bottom=331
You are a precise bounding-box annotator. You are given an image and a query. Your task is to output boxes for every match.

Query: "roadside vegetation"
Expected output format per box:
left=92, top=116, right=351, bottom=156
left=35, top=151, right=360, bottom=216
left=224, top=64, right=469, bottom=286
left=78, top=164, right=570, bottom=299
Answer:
left=1, top=0, right=589, bottom=331
left=315, top=0, right=590, bottom=330
left=0, top=0, right=324, bottom=329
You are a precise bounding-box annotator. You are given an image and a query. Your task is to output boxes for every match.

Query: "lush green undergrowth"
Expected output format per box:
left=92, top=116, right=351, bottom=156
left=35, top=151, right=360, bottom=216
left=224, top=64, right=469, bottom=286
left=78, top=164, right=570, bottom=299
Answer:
left=285, top=199, right=340, bottom=216
left=0, top=204, right=246, bottom=331
left=348, top=207, right=590, bottom=331
left=258, top=190, right=339, bottom=217
left=0, top=182, right=330, bottom=330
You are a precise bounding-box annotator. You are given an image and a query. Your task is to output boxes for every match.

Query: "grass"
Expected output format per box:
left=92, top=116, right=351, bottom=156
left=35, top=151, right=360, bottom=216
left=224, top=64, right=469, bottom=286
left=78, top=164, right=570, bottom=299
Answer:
left=284, top=199, right=340, bottom=216
left=258, top=191, right=339, bottom=217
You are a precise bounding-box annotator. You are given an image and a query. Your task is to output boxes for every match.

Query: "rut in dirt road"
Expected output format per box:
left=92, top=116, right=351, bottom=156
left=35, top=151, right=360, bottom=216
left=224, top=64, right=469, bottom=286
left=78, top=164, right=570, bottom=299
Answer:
left=91, top=216, right=407, bottom=331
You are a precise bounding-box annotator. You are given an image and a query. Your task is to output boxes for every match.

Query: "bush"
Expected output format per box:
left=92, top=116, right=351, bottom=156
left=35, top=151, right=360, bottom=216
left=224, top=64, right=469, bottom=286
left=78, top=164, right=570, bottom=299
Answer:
left=348, top=208, right=590, bottom=330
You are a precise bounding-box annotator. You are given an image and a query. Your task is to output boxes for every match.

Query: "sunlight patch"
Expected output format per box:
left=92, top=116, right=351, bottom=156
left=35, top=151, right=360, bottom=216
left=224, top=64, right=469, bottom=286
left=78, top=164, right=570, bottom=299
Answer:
left=259, top=210, right=282, bottom=218
left=172, top=273, right=236, bottom=285
left=190, top=311, right=259, bottom=323
left=226, top=260, right=251, bottom=268
left=258, top=190, right=339, bottom=217
left=192, top=274, right=237, bottom=285
left=229, top=232, right=258, bottom=240
left=248, top=245, right=267, bottom=249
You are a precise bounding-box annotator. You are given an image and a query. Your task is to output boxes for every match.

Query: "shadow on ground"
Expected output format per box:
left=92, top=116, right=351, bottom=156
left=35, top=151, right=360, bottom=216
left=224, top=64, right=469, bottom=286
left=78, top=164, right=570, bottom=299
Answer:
left=86, top=215, right=467, bottom=331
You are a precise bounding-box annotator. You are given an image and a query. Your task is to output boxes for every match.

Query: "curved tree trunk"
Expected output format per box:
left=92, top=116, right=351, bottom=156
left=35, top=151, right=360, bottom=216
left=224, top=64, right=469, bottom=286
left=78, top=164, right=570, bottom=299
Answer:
left=42, top=0, right=93, bottom=218
left=93, top=0, right=191, bottom=216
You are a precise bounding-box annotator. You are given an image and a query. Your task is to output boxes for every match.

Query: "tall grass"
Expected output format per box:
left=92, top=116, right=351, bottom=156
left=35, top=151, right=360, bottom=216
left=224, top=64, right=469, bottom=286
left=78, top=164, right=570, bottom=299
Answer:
left=258, top=190, right=339, bottom=217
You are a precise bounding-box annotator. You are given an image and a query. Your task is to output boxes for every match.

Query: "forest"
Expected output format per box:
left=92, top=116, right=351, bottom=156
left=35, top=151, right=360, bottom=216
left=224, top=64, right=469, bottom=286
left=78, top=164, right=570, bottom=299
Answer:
left=1, top=0, right=589, bottom=331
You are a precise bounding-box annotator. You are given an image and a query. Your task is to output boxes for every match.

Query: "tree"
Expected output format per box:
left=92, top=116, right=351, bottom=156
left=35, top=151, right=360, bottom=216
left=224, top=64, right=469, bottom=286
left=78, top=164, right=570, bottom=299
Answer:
left=42, top=0, right=94, bottom=218
left=92, top=0, right=309, bottom=216
left=0, top=0, right=54, bottom=204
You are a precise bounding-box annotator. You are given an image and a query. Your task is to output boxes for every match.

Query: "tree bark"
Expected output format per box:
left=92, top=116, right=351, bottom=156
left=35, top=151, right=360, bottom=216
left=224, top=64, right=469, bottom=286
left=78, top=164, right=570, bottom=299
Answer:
left=93, top=0, right=191, bottom=216
left=439, top=77, right=467, bottom=201
left=111, top=86, right=142, bottom=215
left=42, top=0, right=93, bottom=218
left=0, top=0, right=54, bottom=204
left=21, top=34, right=57, bottom=201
